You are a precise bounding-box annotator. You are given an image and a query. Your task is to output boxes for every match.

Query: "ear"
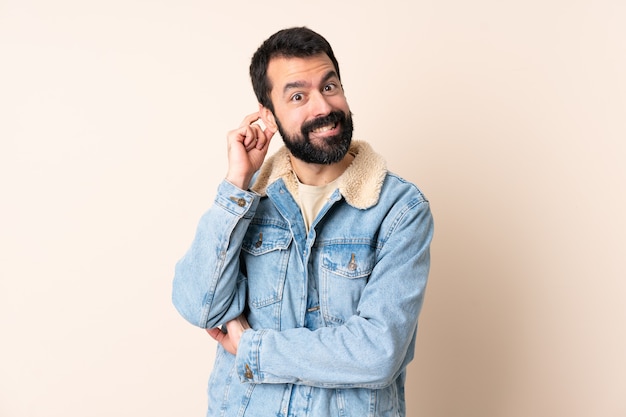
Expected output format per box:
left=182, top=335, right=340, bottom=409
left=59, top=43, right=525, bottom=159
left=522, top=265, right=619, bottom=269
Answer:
left=259, top=104, right=277, bottom=131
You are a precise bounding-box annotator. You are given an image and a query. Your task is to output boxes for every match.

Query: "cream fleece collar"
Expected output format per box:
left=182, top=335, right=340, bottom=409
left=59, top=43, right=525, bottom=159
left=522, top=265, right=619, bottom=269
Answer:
left=250, top=140, right=387, bottom=210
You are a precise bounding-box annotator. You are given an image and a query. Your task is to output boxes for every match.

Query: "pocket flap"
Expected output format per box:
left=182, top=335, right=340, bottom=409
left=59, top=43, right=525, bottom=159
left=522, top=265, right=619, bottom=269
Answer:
left=322, top=244, right=376, bottom=278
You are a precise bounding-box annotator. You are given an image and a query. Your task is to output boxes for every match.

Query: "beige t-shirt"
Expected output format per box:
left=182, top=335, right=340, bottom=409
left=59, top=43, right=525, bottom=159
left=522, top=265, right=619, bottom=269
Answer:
left=296, top=178, right=339, bottom=232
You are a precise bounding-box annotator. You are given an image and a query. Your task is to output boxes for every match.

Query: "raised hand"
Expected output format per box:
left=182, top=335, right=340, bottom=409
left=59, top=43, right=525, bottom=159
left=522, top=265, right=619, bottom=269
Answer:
left=225, top=112, right=276, bottom=190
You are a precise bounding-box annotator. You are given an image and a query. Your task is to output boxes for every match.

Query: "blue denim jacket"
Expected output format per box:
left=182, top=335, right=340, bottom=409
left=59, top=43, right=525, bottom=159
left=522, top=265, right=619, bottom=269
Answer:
left=173, top=141, right=434, bottom=417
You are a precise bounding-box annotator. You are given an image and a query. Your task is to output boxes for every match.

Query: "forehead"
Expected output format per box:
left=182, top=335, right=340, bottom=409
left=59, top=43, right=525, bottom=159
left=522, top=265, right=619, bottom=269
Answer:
left=267, top=54, right=338, bottom=94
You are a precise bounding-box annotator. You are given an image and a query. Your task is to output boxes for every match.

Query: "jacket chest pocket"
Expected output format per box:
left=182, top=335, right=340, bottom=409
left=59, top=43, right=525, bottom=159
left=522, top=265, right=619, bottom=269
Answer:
left=241, top=223, right=292, bottom=309
left=320, top=243, right=376, bottom=325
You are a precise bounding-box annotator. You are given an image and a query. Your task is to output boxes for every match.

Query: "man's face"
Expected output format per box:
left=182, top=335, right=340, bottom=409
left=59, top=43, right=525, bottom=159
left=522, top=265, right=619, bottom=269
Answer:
left=265, top=54, right=353, bottom=165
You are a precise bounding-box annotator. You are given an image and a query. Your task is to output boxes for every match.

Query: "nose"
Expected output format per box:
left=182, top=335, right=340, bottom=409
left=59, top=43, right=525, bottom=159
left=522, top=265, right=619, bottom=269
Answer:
left=309, top=90, right=332, bottom=117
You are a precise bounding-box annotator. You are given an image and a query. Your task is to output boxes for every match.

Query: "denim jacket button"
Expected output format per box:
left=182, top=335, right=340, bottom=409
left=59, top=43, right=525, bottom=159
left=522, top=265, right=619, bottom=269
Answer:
left=348, top=253, right=357, bottom=270
left=230, top=196, right=247, bottom=207
left=244, top=364, right=253, bottom=379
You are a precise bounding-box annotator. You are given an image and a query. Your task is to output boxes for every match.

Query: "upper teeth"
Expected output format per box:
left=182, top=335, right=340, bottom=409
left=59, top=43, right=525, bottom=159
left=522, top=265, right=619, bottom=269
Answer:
left=313, top=123, right=336, bottom=133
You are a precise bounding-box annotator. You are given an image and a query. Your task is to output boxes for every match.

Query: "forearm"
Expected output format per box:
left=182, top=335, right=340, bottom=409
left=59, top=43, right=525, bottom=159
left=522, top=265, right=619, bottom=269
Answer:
left=235, top=316, right=419, bottom=389
left=172, top=180, right=259, bottom=328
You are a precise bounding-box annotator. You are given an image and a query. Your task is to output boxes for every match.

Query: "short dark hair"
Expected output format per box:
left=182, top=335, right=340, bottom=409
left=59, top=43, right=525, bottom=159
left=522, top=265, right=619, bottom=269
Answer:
left=250, top=27, right=341, bottom=112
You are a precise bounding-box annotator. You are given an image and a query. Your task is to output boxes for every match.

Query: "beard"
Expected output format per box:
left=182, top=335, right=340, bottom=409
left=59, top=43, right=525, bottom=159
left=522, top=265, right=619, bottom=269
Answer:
left=276, top=110, right=353, bottom=165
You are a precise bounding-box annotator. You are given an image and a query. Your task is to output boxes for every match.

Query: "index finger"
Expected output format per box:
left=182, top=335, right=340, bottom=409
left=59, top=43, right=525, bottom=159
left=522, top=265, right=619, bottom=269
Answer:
left=239, top=112, right=261, bottom=128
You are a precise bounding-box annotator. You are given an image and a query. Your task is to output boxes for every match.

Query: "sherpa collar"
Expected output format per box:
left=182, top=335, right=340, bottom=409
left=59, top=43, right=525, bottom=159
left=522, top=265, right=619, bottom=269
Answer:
left=250, top=140, right=387, bottom=210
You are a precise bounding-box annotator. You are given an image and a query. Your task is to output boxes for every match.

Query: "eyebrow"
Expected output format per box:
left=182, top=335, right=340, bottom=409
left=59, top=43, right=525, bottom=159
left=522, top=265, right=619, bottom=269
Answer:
left=282, top=70, right=339, bottom=96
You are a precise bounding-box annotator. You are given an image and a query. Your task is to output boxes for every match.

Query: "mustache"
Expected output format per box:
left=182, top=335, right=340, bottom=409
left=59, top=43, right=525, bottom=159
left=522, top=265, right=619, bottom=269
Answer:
left=301, top=111, right=347, bottom=134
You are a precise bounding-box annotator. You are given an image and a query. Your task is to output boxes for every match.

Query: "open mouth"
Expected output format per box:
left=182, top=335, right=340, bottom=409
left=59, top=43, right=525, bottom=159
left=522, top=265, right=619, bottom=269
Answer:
left=311, top=122, right=337, bottom=134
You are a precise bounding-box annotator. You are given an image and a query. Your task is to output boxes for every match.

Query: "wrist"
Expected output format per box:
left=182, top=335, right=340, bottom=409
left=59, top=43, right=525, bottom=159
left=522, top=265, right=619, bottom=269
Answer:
left=225, top=173, right=252, bottom=190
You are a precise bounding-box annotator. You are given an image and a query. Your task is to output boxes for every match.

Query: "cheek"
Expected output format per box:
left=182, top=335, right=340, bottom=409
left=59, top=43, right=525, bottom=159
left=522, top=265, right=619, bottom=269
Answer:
left=327, top=95, right=350, bottom=114
left=280, top=109, right=307, bottom=132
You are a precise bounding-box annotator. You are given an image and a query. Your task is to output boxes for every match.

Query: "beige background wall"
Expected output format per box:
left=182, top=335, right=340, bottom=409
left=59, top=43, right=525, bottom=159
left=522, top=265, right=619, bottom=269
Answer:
left=1, top=1, right=624, bottom=416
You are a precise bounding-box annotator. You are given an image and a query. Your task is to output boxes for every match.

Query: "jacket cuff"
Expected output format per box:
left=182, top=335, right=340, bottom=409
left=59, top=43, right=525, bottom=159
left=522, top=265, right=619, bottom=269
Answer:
left=215, top=180, right=260, bottom=217
left=235, top=329, right=267, bottom=383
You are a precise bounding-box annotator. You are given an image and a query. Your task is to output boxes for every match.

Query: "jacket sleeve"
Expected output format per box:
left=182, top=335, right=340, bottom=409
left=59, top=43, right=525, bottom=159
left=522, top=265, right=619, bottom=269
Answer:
left=172, top=180, right=260, bottom=329
left=233, top=197, right=434, bottom=389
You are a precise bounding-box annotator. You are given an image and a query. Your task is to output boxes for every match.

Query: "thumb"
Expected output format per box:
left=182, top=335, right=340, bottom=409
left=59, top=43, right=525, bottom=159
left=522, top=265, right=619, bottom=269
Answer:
left=263, top=125, right=277, bottom=141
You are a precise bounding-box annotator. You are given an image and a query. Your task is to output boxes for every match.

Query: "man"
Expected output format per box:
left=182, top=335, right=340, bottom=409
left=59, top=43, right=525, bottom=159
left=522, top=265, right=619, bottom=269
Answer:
left=172, top=27, right=434, bottom=417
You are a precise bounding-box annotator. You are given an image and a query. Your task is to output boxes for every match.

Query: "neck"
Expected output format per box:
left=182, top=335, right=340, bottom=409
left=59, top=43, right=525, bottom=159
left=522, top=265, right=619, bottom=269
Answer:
left=290, top=153, right=354, bottom=186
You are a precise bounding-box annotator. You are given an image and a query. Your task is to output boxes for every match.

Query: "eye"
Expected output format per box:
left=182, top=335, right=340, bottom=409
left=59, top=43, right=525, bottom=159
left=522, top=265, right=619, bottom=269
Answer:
left=324, top=83, right=336, bottom=92
left=290, top=93, right=303, bottom=102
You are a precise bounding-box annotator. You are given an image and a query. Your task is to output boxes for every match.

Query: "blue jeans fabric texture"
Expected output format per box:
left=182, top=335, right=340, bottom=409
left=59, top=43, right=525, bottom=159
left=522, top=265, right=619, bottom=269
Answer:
left=173, top=141, right=434, bottom=417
